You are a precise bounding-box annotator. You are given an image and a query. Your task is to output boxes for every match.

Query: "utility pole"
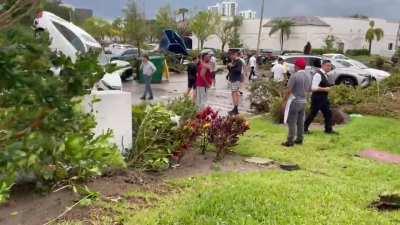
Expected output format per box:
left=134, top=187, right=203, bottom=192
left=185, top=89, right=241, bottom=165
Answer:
left=395, top=21, right=400, bottom=52
left=256, top=0, right=265, bottom=56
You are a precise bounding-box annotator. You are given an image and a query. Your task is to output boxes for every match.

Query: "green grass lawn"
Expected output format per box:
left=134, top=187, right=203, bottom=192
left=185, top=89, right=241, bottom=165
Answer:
left=62, top=116, right=400, bottom=225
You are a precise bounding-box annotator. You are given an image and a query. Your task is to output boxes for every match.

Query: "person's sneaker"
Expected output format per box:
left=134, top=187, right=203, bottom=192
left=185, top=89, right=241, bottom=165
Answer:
left=294, top=140, right=303, bottom=145
left=140, top=96, right=146, bottom=100
left=148, top=96, right=154, bottom=100
left=325, top=131, right=339, bottom=135
left=281, top=142, right=294, bottom=147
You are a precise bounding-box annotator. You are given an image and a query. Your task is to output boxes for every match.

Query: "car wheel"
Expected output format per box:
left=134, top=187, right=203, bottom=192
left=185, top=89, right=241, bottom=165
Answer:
left=338, top=77, right=357, bottom=86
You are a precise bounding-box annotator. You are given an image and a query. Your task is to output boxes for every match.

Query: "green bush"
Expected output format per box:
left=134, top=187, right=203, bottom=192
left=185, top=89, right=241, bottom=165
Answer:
left=0, top=27, right=125, bottom=204
left=248, top=80, right=285, bottom=113
left=312, top=48, right=343, bottom=55
left=166, top=96, right=197, bottom=123
left=270, top=97, right=285, bottom=124
left=128, top=105, right=179, bottom=171
left=345, top=49, right=370, bottom=56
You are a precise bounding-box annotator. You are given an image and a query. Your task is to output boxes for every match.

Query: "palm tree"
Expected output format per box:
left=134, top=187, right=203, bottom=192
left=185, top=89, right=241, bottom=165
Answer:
left=269, top=20, right=294, bottom=52
left=365, top=20, right=384, bottom=55
left=177, top=8, right=189, bottom=22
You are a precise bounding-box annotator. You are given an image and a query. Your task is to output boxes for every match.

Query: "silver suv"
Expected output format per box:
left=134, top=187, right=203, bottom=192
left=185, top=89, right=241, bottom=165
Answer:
left=280, top=55, right=372, bottom=87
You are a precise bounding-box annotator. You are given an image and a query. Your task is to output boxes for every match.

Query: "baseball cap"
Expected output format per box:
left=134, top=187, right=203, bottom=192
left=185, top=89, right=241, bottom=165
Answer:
left=295, top=58, right=307, bottom=70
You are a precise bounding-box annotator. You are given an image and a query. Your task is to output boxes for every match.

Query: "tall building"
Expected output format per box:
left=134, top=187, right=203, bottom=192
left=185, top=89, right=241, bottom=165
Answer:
left=208, top=4, right=220, bottom=14
left=239, top=10, right=256, bottom=20
left=208, top=1, right=238, bottom=17
left=221, top=1, right=238, bottom=17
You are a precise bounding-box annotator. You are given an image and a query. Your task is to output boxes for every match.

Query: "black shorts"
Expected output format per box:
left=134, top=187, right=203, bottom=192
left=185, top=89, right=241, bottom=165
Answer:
left=188, top=79, right=196, bottom=89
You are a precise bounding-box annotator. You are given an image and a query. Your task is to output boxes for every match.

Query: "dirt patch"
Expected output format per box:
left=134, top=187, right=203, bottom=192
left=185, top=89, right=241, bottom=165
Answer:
left=370, top=193, right=400, bottom=211
left=0, top=150, right=276, bottom=225
left=162, top=150, right=278, bottom=179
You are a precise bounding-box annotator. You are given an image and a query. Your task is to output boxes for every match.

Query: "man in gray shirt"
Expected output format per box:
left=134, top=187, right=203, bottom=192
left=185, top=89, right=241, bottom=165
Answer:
left=140, top=55, right=157, bottom=100
left=282, top=58, right=311, bottom=147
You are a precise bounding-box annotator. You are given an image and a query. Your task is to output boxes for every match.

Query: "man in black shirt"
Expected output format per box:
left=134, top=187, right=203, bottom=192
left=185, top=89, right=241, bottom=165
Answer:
left=304, top=60, right=338, bottom=134
left=186, top=56, right=199, bottom=98
left=227, top=52, right=243, bottom=115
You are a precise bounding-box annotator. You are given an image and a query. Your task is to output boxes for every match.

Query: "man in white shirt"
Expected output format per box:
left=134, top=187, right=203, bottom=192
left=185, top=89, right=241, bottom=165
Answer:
left=249, top=54, right=257, bottom=81
left=210, top=53, right=217, bottom=87
left=304, top=60, right=338, bottom=134
left=271, top=58, right=286, bottom=82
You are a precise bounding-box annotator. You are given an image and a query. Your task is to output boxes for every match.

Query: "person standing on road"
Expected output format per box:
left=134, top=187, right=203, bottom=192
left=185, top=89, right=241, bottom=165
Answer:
left=249, top=54, right=257, bottom=81
left=304, top=42, right=312, bottom=55
left=271, top=57, right=286, bottom=82
left=228, top=52, right=243, bottom=115
left=140, top=55, right=156, bottom=100
left=304, top=60, right=338, bottom=134
left=186, top=56, right=199, bottom=99
left=282, top=58, right=311, bottom=147
left=210, top=53, right=217, bottom=87
left=196, top=54, right=213, bottom=110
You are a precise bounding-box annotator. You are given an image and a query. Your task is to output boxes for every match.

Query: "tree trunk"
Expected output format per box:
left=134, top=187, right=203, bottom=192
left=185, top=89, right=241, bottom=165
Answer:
left=368, top=40, right=372, bottom=55
left=201, top=40, right=205, bottom=50
left=221, top=41, right=226, bottom=52
left=280, top=31, right=284, bottom=52
left=182, top=13, right=185, bottom=22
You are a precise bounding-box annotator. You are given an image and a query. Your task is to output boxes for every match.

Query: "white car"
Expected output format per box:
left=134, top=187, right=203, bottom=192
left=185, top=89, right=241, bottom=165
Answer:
left=323, top=53, right=349, bottom=60
left=33, top=11, right=122, bottom=90
left=335, top=59, right=391, bottom=82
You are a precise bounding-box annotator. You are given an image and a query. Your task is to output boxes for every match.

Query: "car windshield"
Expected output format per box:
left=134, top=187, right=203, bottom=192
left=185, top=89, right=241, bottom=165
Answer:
left=349, top=60, right=368, bottom=69
left=52, top=21, right=85, bottom=53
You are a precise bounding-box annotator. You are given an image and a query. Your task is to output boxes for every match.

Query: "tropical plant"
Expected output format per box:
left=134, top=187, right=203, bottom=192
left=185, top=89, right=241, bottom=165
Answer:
left=324, top=35, right=337, bottom=52
left=0, top=0, right=40, bottom=29
left=269, top=19, right=294, bottom=51
left=208, top=116, right=250, bottom=160
left=365, top=20, right=384, bottom=55
left=190, top=11, right=219, bottom=50
left=124, top=0, right=148, bottom=56
left=228, top=16, right=244, bottom=48
left=176, top=8, right=189, bottom=22
left=155, top=4, right=177, bottom=40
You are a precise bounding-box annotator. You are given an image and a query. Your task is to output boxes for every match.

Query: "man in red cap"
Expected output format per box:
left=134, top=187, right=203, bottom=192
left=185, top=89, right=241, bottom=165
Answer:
left=282, top=58, right=311, bottom=147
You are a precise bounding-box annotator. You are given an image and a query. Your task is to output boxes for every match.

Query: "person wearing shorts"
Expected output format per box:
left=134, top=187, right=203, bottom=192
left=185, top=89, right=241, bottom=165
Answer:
left=195, top=54, right=212, bottom=110
left=227, top=51, right=243, bottom=115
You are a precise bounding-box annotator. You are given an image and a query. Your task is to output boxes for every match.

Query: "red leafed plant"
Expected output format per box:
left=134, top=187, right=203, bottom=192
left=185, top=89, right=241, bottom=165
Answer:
left=188, top=107, right=219, bottom=154
left=208, top=115, right=250, bottom=160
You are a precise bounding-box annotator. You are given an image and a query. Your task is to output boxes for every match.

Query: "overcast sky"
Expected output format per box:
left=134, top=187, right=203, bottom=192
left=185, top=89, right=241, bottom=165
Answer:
left=63, top=0, right=400, bottom=21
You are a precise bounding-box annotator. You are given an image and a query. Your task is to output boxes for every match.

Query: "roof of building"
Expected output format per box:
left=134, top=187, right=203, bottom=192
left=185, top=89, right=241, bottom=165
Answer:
left=264, top=16, right=330, bottom=27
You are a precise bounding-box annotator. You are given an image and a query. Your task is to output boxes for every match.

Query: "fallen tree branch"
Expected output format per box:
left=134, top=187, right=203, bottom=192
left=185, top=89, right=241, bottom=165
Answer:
left=42, top=195, right=90, bottom=225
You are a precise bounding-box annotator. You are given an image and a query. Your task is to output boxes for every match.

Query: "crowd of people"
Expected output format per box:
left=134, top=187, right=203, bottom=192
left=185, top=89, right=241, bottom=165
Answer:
left=139, top=42, right=338, bottom=147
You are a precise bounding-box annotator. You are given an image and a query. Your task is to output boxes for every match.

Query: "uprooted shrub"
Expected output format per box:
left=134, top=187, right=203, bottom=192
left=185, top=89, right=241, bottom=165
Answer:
left=0, top=27, right=125, bottom=204
left=128, top=105, right=180, bottom=171
left=166, top=96, right=198, bottom=124
left=248, top=80, right=285, bottom=113
left=330, top=73, right=400, bottom=118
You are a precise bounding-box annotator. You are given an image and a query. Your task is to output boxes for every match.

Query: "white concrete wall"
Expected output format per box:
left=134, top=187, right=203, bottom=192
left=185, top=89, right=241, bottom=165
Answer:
left=195, top=17, right=399, bottom=57
left=84, top=91, right=132, bottom=153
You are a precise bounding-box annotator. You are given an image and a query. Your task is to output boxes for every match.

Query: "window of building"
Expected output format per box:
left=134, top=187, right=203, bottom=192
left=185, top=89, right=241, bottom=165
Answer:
left=388, top=43, right=393, bottom=50
left=52, top=21, right=85, bottom=53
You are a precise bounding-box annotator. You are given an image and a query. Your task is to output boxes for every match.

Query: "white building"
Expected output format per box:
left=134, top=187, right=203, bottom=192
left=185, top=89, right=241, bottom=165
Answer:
left=194, top=16, right=400, bottom=57
left=207, top=4, right=220, bottom=14
left=239, top=10, right=256, bottom=20
left=208, top=1, right=238, bottom=17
